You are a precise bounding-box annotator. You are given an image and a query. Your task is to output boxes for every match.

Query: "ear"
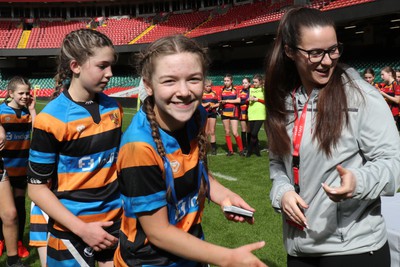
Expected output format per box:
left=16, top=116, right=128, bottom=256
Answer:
left=70, top=59, right=81, bottom=75
left=143, top=79, right=154, bottom=96
left=284, top=45, right=295, bottom=60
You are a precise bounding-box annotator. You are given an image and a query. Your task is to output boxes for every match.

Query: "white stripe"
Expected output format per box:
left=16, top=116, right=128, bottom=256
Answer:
left=62, top=239, right=90, bottom=267
left=211, top=171, right=237, bottom=181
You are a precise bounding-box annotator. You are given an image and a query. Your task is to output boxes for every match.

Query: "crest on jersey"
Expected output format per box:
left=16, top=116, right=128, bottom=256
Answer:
left=76, top=125, right=86, bottom=133
left=110, top=112, right=120, bottom=125
left=170, top=160, right=180, bottom=173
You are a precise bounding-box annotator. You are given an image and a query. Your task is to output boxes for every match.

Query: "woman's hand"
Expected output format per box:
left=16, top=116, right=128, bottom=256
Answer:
left=322, top=165, right=356, bottom=202
left=281, top=191, right=309, bottom=229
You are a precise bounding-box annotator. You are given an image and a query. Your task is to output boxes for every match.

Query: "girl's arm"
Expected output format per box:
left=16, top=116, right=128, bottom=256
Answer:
left=138, top=206, right=267, bottom=267
left=28, top=183, right=118, bottom=251
left=380, top=91, right=400, bottom=104
left=0, top=123, right=5, bottom=150
left=28, top=95, right=37, bottom=126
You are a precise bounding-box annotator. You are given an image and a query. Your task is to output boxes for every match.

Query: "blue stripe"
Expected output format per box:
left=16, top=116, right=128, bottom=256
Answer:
left=58, top=148, right=117, bottom=174
left=29, top=149, right=56, bottom=164
left=30, top=231, right=48, bottom=242
left=31, top=204, right=44, bottom=215
left=60, top=195, right=121, bottom=216
left=122, top=191, right=167, bottom=216
left=3, top=157, right=27, bottom=168
left=47, top=257, right=79, bottom=267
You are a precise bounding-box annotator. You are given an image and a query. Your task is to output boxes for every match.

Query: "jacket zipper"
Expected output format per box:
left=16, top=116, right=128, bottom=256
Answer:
left=337, top=203, right=344, bottom=242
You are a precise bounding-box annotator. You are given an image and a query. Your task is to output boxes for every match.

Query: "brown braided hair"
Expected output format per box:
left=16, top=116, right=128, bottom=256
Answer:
left=54, top=28, right=117, bottom=97
left=138, top=35, right=210, bottom=204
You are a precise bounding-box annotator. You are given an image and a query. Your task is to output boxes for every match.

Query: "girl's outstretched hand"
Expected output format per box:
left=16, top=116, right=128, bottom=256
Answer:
left=226, top=241, right=268, bottom=267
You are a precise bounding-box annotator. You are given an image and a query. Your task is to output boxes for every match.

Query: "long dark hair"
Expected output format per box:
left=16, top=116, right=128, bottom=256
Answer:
left=265, top=6, right=351, bottom=157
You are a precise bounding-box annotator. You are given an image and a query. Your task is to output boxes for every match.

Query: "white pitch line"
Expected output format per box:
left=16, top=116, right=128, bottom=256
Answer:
left=211, top=171, right=237, bottom=181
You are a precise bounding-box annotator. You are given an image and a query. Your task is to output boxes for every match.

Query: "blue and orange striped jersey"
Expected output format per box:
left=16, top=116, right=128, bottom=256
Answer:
left=220, top=87, right=239, bottom=117
left=114, top=106, right=207, bottom=267
left=238, top=88, right=249, bottom=121
left=27, top=92, right=123, bottom=236
left=0, top=103, right=31, bottom=178
left=202, top=90, right=219, bottom=115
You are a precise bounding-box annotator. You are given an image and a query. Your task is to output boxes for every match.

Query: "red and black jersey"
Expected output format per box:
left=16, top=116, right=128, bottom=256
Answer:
left=220, top=87, right=239, bottom=118
left=380, top=81, right=400, bottom=116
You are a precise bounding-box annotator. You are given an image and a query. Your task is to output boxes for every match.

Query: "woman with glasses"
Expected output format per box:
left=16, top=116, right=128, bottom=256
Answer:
left=265, top=6, right=400, bottom=267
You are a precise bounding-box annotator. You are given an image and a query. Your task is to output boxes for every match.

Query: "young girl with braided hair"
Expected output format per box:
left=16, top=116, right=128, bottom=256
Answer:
left=114, top=35, right=267, bottom=267
left=27, top=29, right=123, bottom=267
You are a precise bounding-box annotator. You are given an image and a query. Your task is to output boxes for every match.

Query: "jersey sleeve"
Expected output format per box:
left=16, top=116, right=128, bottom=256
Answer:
left=117, top=141, right=167, bottom=215
left=27, top=110, right=64, bottom=184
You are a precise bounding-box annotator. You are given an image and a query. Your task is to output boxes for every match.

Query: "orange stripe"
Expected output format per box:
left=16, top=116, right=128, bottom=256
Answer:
left=30, top=214, right=48, bottom=224
left=29, top=240, right=47, bottom=247
left=118, top=142, right=163, bottom=169
left=53, top=208, right=122, bottom=231
left=57, top=166, right=117, bottom=191
left=48, top=235, right=68, bottom=250
left=113, top=247, right=129, bottom=267
left=34, top=113, right=66, bottom=141
left=175, top=210, right=203, bottom=232
left=121, top=216, right=138, bottom=242
left=5, top=140, right=30, bottom=150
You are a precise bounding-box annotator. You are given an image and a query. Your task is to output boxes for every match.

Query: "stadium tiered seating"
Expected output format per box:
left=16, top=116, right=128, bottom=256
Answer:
left=0, top=20, right=23, bottom=49
left=25, top=20, right=87, bottom=49
left=321, top=0, right=375, bottom=11
left=136, top=11, right=210, bottom=44
left=186, top=1, right=293, bottom=38
left=96, top=17, right=151, bottom=45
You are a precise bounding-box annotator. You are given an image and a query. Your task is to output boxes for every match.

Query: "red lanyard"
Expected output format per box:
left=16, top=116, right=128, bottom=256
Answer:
left=291, top=89, right=310, bottom=194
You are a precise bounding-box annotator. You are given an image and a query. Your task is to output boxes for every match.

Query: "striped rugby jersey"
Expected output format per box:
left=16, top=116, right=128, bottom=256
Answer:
left=220, top=87, right=239, bottom=118
left=27, top=92, right=123, bottom=236
left=0, top=103, right=32, bottom=178
left=114, top=106, right=207, bottom=267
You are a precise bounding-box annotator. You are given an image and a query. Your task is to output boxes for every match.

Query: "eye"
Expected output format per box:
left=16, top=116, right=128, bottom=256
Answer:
left=309, top=49, right=324, bottom=57
left=189, top=77, right=202, bottom=84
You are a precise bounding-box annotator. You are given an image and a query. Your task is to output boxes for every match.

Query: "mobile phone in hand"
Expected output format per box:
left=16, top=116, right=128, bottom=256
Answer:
left=223, top=206, right=254, bottom=218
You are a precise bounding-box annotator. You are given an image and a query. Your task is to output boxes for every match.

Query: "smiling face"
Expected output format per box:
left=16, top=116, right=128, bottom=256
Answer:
left=144, top=52, right=204, bottom=131
left=287, top=26, right=338, bottom=94
left=9, top=83, right=31, bottom=109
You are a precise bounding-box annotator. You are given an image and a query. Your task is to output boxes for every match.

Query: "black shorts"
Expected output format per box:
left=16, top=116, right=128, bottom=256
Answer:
left=9, top=175, right=28, bottom=190
left=221, top=115, right=238, bottom=120
left=207, top=113, right=217, bottom=119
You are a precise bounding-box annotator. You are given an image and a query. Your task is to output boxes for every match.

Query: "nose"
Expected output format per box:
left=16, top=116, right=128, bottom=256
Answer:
left=105, top=66, right=113, bottom=78
left=176, top=81, right=190, bottom=97
left=320, top=52, right=332, bottom=65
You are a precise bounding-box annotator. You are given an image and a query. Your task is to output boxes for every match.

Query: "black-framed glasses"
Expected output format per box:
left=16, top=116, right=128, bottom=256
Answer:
left=293, top=43, right=343, bottom=63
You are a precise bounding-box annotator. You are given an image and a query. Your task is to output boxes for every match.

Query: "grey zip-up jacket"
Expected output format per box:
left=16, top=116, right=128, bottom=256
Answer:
left=269, top=67, right=400, bottom=256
